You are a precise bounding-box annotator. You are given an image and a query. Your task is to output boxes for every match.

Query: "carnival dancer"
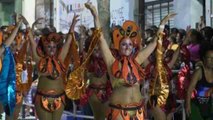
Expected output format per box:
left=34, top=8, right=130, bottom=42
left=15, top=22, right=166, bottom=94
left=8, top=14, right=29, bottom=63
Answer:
left=84, top=2, right=176, bottom=120
left=0, top=18, right=23, bottom=117
left=23, top=13, right=79, bottom=119
left=3, top=15, right=34, bottom=120
left=80, top=43, right=112, bottom=119
left=61, top=15, right=108, bottom=119
left=145, top=31, right=180, bottom=120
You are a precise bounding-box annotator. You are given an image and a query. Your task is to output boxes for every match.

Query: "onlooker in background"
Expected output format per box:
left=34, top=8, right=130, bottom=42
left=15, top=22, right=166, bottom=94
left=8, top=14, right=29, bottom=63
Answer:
left=176, top=29, right=186, bottom=44
left=170, top=27, right=179, bottom=38
left=186, top=29, right=202, bottom=68
left=186, top=43, right=213, bottom=120
left=144, top=28, right=154, bottom=45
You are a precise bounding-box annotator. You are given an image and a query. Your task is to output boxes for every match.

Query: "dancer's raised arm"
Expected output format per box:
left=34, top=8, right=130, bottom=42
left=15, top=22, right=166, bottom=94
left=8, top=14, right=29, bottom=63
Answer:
left=59, top=14, right=79, bottom=62
left=32, top=18, right=44, bottom=33
left=136, top=36, right=157, bottom=64
left=20, top=15, right=40, bottom=62
left=0, top=19, right=22, bottom=56
left=136, top=13, right=176, bottom=65
left=167, top=46, right=180, bottom=68
left=85, top=2, right=114, bottom=67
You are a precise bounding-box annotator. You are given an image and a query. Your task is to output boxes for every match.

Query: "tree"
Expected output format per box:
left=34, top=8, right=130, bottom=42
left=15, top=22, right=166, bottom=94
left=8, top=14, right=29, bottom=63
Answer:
left=97, top=0, right=111, bottom=44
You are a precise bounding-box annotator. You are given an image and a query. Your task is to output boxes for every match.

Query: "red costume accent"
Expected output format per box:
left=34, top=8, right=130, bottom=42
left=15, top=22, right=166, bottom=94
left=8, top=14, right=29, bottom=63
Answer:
left=80, top=80, right=112, bottom=105
left=14, top=30, right=33, bottom=104
left=36, top=33, right=66, bottom=79
left=111, top=21, right=145, bottom=86
left=80, top=57, right=112, bottom=105
left=87, top=57, right=107, bottom=77
left=177, top=44, right=196, bottom=99
left=112, top=53, right=145, bottom=86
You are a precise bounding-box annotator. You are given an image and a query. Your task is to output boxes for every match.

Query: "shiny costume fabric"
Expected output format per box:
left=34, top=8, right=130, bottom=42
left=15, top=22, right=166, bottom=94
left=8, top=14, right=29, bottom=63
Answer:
left=0, top=45, right=16, bottom=115
left=149, top=33, right=169, bottom=107
left=66, top=29, right=101, bottom=100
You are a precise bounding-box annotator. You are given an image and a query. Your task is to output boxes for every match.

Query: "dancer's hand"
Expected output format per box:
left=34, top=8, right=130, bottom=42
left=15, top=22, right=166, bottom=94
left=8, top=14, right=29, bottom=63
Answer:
left=186, top=25, right=191, bottom=32
left=32, top=18, right=44, bottom=26
left=85, top=0, right=97, bottom=16
left=70, top=13, right=79, bottom=33
left=12, top=12, right=18, bottom=23
left=16, top=14, right=23, bottom=24
left=160, top=13, right=176, bottom=25
left=183, top=30, right=191, bottom=45
left=19, top=14, right=29, bottom=27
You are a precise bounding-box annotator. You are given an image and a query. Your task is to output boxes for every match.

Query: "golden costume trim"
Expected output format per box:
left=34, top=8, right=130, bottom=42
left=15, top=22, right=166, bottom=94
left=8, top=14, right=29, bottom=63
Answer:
left=35, top=90, right=65, bottom=112
left=65, top=29, right=101, bottom=100
left=149, top=33, right=169, bottom=107
left=15, top=33, right=33, bottom=93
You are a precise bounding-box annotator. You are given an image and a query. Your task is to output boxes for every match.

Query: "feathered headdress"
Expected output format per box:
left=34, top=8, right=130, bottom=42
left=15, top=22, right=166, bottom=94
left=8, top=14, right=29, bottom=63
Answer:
left=41, top=32, right=63, bottom=45
left=37, top=32, right=63, bottom=57
left=112, top=21, right=141, bottom=50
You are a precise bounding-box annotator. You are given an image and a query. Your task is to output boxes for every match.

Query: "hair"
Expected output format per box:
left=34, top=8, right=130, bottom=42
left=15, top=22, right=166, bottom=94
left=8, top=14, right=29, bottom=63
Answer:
left=178, top=29, right=186, bottom=40
left=0, top=26, right=8, bottom=31
left=169, top=35, right=177, bottom=44
left=145, top=28, right=154, bottom=37
left=84, top=28, right=96, bottom=52
left=189, top=29, right=203, bottom=44
left=199, top=41, right=213, bottom=61
left=171, top=28, right=179, bottom=35
left=200, top=26, right=213, bottom=42
left=150, top=25, right=158, bottom=34
left=164, top=25, right=170, bottom=34
left=41, top=27, right=51, bottom=35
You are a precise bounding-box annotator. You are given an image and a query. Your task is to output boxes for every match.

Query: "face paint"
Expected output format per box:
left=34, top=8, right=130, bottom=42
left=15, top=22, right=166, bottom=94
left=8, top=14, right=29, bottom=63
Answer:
left=45, top=41, right=57, bottom=57
left=119, top=38, right=133, bottom=56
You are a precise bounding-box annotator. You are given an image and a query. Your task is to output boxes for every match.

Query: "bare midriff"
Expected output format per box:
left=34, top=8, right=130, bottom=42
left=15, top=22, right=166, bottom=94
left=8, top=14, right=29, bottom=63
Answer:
left=37, top=75, right=64, bottom=93
left=87, top=72, right=108, bottom=85
left=109, top=78, right=142, bottom=105
left=109, top=78, right=143, bottom=116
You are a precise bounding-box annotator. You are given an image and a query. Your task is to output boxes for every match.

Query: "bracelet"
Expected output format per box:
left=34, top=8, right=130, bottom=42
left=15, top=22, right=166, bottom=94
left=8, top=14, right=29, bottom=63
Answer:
left=68, top=32, right=74, bottom=36
left=94, top=28, right=102, bottom=34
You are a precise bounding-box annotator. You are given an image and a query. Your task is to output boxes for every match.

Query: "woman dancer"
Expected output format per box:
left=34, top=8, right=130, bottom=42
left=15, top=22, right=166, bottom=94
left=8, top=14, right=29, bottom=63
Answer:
left=22, top=14, right=79, bottom=119
left=0, top=18, right=23, bottom=117
left=85, top=2, right=175, bottom=119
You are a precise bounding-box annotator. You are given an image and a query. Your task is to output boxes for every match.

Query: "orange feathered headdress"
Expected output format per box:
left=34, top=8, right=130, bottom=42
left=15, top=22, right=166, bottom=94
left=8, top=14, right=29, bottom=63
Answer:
left=41, top=32, right=63, bottom=45
left=37, top=32, right=63, bottom=57
left=112, top=21, right=141, bottom=50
